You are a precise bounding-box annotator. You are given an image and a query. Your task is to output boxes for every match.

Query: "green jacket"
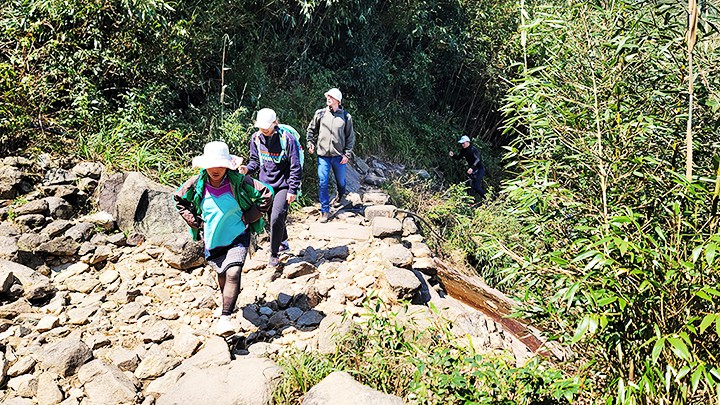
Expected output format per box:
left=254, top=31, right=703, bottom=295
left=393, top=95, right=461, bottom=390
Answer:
left=174, top=169, right=274, bottom=241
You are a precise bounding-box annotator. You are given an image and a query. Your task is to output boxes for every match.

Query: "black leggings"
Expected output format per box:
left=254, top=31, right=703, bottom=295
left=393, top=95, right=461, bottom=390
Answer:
left=217, top=265, right=241, bottom=316
left=269, top=188, right=289, bottom=257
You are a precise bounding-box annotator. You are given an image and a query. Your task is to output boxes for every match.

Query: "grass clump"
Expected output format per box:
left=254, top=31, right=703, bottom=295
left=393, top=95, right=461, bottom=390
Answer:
left=272, top=298, right=578, bottom=404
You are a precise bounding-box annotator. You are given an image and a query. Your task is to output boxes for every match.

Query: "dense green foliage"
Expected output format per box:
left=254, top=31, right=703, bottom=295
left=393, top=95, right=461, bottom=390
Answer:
left=0, top=0, right=516, bottom=187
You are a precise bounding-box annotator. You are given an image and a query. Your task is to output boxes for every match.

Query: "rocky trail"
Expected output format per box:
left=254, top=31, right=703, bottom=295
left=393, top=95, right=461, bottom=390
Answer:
left=0, top=155, right=548, bottom=405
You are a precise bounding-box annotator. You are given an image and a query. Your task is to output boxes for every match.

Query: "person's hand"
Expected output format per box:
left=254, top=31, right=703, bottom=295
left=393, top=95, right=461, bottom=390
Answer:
left=307, top=144, right=314, bottom=154
left=238, top=165, right=248, bottom=174
left=467, top=168, right=473, bottom=175
left=287, top=193, right=297, bottom=204
left=340, top=154, right=349, bottom=165
left=449, top=151, right=454, bottom=157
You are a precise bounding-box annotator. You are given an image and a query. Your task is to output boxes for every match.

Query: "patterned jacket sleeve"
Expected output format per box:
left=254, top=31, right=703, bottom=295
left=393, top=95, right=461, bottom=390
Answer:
left=173, top=175, right=202, bottom=229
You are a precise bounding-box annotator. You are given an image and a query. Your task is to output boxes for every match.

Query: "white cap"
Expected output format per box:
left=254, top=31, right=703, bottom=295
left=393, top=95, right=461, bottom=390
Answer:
left=458, top=135, right=471, bottom=144
left=192, top=141, right=241, bottom=170
left=324, top=88, right=342, bottom=102
left=254, top=108, right=277, bottom=130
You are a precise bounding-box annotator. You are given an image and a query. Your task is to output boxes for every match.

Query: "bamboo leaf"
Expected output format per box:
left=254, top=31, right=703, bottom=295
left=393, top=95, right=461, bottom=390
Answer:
left=699, top=314, right=716, bottom=334
left=571, top=315, right=591, bottom=344
left=651, top=337, right=664, bottom=364
left=667, top=337, right=691, bottom=361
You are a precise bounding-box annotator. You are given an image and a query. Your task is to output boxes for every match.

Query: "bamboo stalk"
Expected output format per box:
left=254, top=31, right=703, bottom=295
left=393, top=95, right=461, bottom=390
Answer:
left=685, top=0, right=698, bottom=182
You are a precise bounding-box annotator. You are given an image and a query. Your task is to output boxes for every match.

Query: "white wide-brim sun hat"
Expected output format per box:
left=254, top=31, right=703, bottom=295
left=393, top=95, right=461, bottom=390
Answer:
left=192, top=141, right=241, bottom=170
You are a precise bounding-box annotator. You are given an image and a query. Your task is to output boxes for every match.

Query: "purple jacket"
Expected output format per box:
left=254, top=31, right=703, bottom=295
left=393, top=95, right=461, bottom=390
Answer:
left=245, top=126, right=302, bottom=195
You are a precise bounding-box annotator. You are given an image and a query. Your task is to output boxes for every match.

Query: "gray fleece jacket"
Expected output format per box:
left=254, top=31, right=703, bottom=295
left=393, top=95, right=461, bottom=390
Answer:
left=306, top=107, right=355, bottom=158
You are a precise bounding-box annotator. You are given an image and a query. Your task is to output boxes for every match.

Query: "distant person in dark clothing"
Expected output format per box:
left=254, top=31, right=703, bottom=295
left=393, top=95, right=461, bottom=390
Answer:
left=449, top=135, right=486, bottom=198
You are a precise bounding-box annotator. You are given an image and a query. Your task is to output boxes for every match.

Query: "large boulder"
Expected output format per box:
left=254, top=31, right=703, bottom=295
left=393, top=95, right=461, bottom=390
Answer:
left=107, top=172, right=186, bottom=237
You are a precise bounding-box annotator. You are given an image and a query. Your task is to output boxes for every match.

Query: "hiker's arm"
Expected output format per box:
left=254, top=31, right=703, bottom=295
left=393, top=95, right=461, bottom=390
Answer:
left=244, top=136, right=260, bottom=174
left=306, top=112, right=319, bottom=153
left=287, top=137, right=302, bottom=197
left=240, top=175, right=273, bottom=225
left=174, top=176, right=202, bottom=229
left=343, top=114, right=355, bottom=158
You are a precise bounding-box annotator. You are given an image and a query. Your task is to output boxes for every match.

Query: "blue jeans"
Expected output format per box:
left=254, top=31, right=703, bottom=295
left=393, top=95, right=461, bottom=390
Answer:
left=318, top=155, right=347, bottom=213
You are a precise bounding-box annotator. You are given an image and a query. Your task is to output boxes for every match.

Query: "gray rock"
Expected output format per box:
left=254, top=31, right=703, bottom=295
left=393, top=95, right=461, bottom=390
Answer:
left=95, top=172, right=126, bottom=215
left=302, top=246, right=318, bottom=264
left=39, top=336, right=92, bottom=377
left=13, top=199, right=48, bottom=216
left=36, top=372, right=64, bottom=405
left=8, top=355, right=36, bottom=377
left=156, top=357, right=282, bottom=405
left=65, top=222, right=94, bottom=242
left=1, top=266, right=15, bottom=294
left=113, top=172, right=187, bottom=236
left=78, top=359, right=138, bottom=405
left=134, top=354, right=181, bottom=379
left=14, top=213, right=46, bottom=229
left=106, top=348, right=140, bottom=372
left=361, top=191, right=390, bottom=206
left=0, top=235, right=19, bottom=260
left=0, top=297, right=33, bottom=319
left=384, top=267, right=421, bottom=300
left=0, top=165, right=24, bottom=199
left=170, top=333, right=201, bottom=358
left=43, top=220, right=73, bottom=238
left=117, top=302, right=148, bottom=322
left=143, top=321, right=174, bottom=343
left=363, top=173, right=386, bottom=186
left=8, top=374, right=38, bottom=398
left=44, top=197, right=74, bottom=220
left=371, top=217, right=402, bottom=238
left=324, top=246, right=350, bottom=261
left=44, top=168, right=77, bottom=185
left=151, top=233, right=204, bottom=270
left=282, top=261, right=316, bottom=279
left=36, top=236, right=80, bottom=256
left=364, top=205, right=397, bottom=222
left=302, top=371, right=405, bottom=405
left=1, top=259, right=55, bottom=301
left=382, top=245, right=413, bottom=268
left=296, top=309, right=324, bottom=328
left=71, top=162, right=104, bottom=179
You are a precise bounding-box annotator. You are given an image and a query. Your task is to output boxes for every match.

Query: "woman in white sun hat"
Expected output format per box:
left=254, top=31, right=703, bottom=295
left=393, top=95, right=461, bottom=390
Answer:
left=174, top=141, right=273, bottom=336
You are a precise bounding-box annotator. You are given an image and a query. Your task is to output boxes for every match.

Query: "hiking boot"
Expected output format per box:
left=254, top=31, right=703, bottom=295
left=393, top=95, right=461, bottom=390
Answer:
left=216, top=315, right=235, bottom=336
left=319, top=212, right=329, bottom=223
left=331, top=193, right=345, bottom=207
left=267, top=255, right=280, bottom=269
left=278, top=240, right=290, bottom=253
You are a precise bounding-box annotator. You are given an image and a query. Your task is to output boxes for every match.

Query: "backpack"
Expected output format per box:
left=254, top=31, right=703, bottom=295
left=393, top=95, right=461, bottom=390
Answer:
left=253, top=124, right=304, bottom=195
left=317, top=108, right=348, bottom=124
